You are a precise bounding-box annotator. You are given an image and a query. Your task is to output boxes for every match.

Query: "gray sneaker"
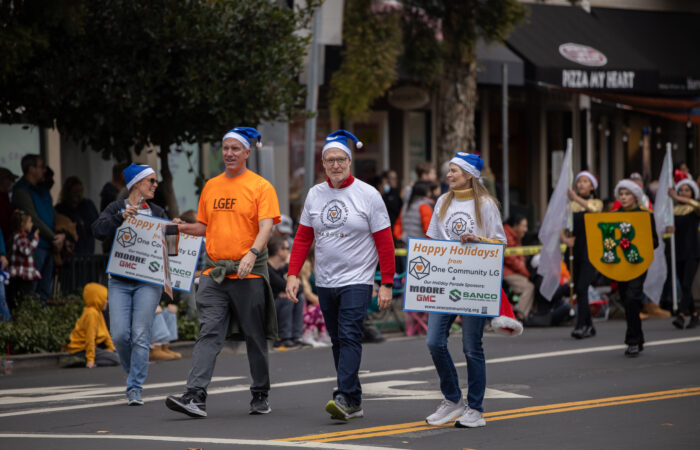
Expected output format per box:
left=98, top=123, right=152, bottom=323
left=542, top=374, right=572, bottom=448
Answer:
left=325, top=395, right=363, bottom=421
left=426, top=399, right=466, bottom=425
left=165, top=390, right=207, bottom=418
left=127, top=389, right=144, bottom=406
left=455, top=407, right=486, bottom=428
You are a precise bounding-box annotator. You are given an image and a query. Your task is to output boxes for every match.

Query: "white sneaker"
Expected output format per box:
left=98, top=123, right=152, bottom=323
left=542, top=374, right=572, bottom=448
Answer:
left=317, top=330, right=332, bottom=346
left=425, top=399, right=466, bottom=425
left=455, top=407, right=486, bottom=428
left=299, top=330, right=325, bottom=348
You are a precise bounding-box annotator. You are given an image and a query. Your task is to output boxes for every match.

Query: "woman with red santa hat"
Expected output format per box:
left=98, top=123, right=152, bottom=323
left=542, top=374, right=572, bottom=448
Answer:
left=423, top=152, right=521, bottom=429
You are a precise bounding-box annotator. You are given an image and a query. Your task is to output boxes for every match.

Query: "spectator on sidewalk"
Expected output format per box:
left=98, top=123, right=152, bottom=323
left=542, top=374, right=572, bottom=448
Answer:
left=150, top=301, right=182, bottom=361
left=268, top=235, right=302, bottom=349
left=0, top=228, right=10, bottom=321
left=503, top=214, right=535, bottom=321
left=0, top=167, right=18, bottom=242
left=8, top=210, right=41, bottom=308
left=286, top=129, right=395, bottom=422
left=55, top=176, right=99, bottom=256
left=12, top=154, right=65, bottom=305
left=100, top=163, right=128, bottom=212
left=63, top=283, right=120, bottom=368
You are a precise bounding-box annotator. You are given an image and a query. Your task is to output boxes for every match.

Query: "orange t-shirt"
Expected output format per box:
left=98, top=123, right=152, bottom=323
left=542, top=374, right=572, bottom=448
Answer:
left=197, top=170, right=281, bottom=279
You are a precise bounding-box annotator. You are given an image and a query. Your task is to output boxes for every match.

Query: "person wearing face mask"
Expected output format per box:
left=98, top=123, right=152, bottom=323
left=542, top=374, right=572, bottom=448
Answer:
left=285, top=130, right=395, bottom=422
left=380, top=170, right=402, bottom=228
left=92, top=163, right=167, bottom=405
left=422, top=152, right=521, bottom=429
left=562, top=171, right=604, bottom=340
left=612, top=179, right=659, bottom=357
left=667, top=177, right=700, bottom=329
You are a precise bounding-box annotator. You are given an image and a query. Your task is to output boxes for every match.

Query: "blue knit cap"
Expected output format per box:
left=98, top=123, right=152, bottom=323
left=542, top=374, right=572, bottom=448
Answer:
left=222, top=127, right=262, bottom=149
left=450, top=152, right=483, bottom=178
left=123, top=163, right=156, bottom=190
left=322, top=130, right=363, bottom=159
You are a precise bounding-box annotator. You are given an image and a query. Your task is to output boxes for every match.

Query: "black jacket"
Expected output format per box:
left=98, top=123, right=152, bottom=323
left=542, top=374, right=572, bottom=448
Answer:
left=92, top=199, right=168, bottom=248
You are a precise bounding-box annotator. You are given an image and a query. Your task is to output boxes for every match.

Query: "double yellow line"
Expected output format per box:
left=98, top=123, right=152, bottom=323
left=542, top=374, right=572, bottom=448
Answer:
left=276, top=387, right=700, bottom=443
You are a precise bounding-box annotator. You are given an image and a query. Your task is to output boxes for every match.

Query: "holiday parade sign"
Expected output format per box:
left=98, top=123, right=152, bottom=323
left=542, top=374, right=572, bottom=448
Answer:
left=106, top=214, right=202, bottom=292
left=403, top=238, right=505, bottom=316
left=584, top=212, right=654, bottom=281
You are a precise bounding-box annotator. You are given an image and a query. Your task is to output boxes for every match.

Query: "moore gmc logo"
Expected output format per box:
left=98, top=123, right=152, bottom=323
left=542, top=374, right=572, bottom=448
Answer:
left=409, top=285, right=444, bottom=303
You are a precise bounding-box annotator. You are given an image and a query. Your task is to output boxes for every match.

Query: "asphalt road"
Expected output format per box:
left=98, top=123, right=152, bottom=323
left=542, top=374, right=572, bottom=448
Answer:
left=1, top=318, right=699, bottom=450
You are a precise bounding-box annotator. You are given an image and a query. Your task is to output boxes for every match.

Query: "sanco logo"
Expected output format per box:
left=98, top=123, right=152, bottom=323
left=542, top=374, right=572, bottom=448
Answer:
left=449, top=289, right=462, bottom=302
left=149, top=261, right=161, bottom=273
left=408, top=256, right=430, bottom=280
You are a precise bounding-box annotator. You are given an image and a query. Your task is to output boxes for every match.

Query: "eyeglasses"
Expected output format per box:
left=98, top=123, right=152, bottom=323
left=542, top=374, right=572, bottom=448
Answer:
left=145, top=178, right=159, bottom=185
left=323, top=157, right=349, bottom=167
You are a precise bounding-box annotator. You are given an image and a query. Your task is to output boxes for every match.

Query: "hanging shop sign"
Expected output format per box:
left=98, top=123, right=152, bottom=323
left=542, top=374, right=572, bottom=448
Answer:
left=388, top=86, right=430, bottom=110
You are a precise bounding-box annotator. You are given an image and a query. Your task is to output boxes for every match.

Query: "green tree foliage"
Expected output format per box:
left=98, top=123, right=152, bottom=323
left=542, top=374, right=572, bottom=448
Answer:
left=0, top=0, right=315, bottom=215
left=330, top=0, right=403, bottom=120
left=330, top=0, right=527, bottom=162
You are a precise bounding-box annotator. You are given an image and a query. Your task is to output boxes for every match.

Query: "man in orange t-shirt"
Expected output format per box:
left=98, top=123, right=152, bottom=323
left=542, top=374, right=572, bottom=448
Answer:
left=165, top=127, right=280, bottom=419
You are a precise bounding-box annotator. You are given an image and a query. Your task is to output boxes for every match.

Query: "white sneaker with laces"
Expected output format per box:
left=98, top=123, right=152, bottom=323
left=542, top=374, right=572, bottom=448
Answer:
left=299, top=330, right=325, bottom=348
left=425, top=399, right=466, bottom=425
left=455, top=407, right=486, bottom=428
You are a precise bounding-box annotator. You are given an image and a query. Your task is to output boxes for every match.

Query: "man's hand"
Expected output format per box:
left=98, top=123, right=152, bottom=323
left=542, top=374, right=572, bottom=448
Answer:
left=286, top=275, right=300, bottom=303
left=237, top=251, right=257, bottom=279
left=86, top=361, right=96, bottom=369
left=0, top=255, right=8, bottom=271
left=378, top=285, right=392, bottom=310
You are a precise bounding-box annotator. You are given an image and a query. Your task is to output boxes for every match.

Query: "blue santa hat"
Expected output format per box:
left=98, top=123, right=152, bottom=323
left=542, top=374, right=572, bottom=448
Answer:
left=322, top=130, right=363, bottom=159
left=222, top=126, right=262, bottom=149
left=123, top=163, right=156, bottom=191
left=449, top=152, right=484, bottom=178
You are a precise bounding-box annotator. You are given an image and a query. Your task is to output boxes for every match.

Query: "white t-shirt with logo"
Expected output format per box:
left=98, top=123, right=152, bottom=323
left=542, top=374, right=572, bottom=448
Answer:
left=426, top=193, right=506, bottom=243
left=300, top=179, right=391, bottom=287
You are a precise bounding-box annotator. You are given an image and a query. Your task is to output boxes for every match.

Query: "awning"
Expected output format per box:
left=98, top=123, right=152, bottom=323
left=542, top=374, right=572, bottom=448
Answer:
left=593, top=7, right=700, bottom=94
left=506, top=4, right=660, bottom=93
left=476, top=39, right=524, bottom=86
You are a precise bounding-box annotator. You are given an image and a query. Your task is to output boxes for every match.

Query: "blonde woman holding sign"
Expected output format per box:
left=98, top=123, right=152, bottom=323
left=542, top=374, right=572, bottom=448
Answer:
left=423, top=152, right=509, bottom=429
left=92, top=163, right=167, bottom=406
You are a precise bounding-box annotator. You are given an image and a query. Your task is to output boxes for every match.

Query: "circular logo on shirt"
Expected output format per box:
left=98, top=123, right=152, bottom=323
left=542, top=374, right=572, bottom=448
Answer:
left=444, top=211, right=475, bottom=239
left=320, top=199, right=349, bottom=229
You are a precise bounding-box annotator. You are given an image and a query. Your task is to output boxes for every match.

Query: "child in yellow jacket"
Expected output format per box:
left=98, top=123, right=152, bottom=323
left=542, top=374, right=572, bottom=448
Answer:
left=64, top=283, right=119, bottom=368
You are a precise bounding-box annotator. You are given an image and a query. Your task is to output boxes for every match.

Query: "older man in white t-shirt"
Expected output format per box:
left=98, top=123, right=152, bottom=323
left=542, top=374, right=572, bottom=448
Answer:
left=285, top=130, right=395, bottom=421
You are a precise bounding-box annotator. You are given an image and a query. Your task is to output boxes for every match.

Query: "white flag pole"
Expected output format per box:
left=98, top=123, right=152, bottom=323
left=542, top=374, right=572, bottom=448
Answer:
left=667, top=143, right=678, bottom=313
left=565, top=138, right=575, bottom=316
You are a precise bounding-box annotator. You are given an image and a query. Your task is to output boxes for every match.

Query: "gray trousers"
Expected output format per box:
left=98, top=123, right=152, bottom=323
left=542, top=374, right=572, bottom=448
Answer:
left=187, top=276, right=270, bottom=395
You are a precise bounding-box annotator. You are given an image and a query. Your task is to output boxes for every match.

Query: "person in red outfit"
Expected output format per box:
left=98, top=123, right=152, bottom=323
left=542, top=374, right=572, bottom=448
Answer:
left=503, top=214, right=535, bottom=321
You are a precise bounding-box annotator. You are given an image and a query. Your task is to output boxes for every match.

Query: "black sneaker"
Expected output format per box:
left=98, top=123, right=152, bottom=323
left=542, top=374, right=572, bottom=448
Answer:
left=672, top=315, right=685, bottom=329
left=165, top=389, right=207, bottom=418
left=249, top=392, right=271, bottom=415
left=687, top=315, right=698, bottom=329
left=325, top=395, right=363, bottom=421
left=624, top=344, right=640, bottom=358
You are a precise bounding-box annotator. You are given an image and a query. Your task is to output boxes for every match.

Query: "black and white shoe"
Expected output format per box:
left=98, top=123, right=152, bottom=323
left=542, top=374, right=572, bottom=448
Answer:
left=165, top=390, right=207, bottom=418
left=249, top=392, right=271, bottom=415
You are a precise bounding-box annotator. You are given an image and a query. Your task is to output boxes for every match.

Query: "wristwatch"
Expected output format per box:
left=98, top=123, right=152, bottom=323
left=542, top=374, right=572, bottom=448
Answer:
left=381, top=283, right=393, bottom=289
left=249, top=248, right=259, bottom=256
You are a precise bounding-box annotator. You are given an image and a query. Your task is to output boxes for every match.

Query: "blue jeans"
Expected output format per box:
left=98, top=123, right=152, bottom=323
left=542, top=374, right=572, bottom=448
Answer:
left=317, top=284, right=372, bottom=407
left=108, top=277, right=162, bottom=394
left=151, top=309, right=178, bottom=344
left=32, top=246, right=54, bottom=305
left=426, top=313, right=487, bottom=412
left=0, top=282, right=10, bottom=321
